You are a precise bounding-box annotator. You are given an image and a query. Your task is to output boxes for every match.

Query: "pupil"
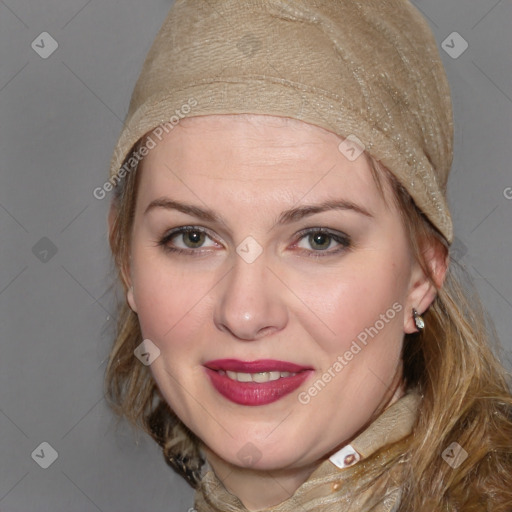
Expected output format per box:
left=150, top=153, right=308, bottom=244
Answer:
left=185, top=231, right=204, bottom=247
left=311, top=233, right=330, bottom=250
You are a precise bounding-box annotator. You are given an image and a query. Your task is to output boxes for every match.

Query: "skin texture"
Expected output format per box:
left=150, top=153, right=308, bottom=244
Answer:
left=116, top=114, right=442, bottom=510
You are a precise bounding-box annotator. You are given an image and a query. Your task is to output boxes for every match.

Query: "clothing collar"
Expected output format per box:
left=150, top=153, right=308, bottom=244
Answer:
left=194, top=388, right=421, bottom=512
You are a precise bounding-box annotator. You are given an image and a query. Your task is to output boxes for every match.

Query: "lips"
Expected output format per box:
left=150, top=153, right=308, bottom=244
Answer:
left=204, top=359, right=313, bottom=406
left=204, top=359, right=311, bottom=373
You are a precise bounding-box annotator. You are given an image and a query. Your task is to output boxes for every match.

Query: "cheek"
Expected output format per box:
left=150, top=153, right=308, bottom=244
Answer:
left=300, top=253, right=409, bottom=347
left=130, top=251, right=215, bottom=357
left=309, top=265, right=406, bottom=403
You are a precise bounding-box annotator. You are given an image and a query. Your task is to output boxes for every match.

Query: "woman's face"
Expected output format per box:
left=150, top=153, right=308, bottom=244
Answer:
left=125, top=114, right=427, bottom=471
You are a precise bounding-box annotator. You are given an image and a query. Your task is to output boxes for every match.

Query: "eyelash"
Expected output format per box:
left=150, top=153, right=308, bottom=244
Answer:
left=156, top=226, right=352, bottom=258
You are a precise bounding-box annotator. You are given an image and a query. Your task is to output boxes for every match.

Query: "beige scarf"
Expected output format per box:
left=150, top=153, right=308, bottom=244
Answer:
left=194, top=389, right=421, bottom=512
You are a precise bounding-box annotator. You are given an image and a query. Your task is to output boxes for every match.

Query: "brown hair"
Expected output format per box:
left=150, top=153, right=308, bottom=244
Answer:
left=104, top=140, right=512, bottom=509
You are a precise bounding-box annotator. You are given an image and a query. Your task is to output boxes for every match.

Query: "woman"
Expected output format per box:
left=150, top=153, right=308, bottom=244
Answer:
left=104, top=0, right=512, bottom=510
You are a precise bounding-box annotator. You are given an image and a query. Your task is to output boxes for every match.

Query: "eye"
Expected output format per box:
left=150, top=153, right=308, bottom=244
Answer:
left=156, top=226, right=351, bottom=257
left=294, top=228, right=351, bottom=256
left=157, top=226, right=220, bottom=254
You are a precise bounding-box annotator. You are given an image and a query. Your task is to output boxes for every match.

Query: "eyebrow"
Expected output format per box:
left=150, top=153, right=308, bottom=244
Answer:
left=144, top=197, right=373, bottom=226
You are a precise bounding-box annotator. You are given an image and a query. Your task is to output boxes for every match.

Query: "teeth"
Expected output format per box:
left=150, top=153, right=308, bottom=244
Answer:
left=223, top=370, right=298, bottom=383
left=253, top=372, right=270, bottom=383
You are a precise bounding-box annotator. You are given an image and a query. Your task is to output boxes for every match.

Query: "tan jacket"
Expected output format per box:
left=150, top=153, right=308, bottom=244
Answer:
left=194, top=389, right=421, bottom=512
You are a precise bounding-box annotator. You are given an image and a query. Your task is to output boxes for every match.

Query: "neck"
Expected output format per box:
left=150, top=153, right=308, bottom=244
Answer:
left=202, top=375, right=406, bottom=511
left=202, top=447, right=319, bottom=511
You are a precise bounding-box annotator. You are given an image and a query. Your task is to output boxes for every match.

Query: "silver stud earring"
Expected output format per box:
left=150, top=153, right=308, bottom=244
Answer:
left=412, top=308, right=425, bottom=331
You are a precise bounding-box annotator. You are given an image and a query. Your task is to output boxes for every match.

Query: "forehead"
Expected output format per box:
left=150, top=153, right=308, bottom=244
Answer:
left=135, top=114, right=389, bottom=211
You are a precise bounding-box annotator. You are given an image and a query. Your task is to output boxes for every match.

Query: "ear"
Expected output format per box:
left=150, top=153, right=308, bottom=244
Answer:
left=404, top=240, right=448, bottom=333
left=126, top=284, right=137, bottom=313
left=108, top=202, right=138, bottom=313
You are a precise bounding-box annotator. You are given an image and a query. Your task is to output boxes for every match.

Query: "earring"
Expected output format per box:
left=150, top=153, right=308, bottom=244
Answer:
left=412, top=308, right=425, bottom=331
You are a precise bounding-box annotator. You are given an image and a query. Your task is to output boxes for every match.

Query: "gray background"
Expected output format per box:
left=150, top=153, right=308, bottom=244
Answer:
left=0, top=0, right=511, bottom=511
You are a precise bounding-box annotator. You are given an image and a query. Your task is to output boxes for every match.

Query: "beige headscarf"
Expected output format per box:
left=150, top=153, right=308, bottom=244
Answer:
left=110, top=0, right=454, bottom=243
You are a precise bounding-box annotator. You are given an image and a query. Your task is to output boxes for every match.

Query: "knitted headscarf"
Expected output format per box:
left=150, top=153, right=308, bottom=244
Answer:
left=110, top=0, right=454, bottom=242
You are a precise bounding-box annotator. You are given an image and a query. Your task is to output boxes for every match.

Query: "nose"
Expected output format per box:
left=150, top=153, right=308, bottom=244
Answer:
left=213, top=251, right=289, bottom=341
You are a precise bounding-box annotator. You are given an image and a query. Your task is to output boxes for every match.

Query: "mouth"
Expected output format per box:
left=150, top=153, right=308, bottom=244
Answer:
left=203, top=359, right=313, bottom=406
left=219, top=370, right=299, bottom=383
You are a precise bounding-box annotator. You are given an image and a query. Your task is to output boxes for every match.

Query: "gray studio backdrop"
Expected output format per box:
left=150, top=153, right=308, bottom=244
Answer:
left=1, top=0, right=511, bottom=511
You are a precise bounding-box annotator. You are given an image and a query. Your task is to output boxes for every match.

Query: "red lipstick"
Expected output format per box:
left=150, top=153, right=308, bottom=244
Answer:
left=204, top=359, right=313, bottom=406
